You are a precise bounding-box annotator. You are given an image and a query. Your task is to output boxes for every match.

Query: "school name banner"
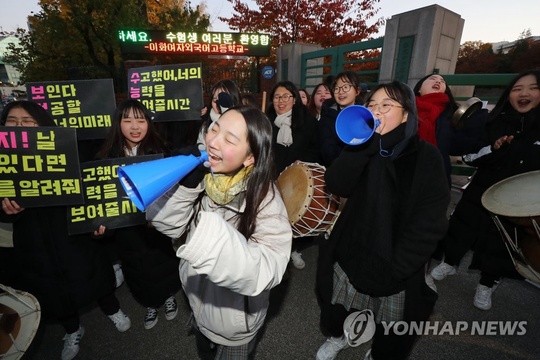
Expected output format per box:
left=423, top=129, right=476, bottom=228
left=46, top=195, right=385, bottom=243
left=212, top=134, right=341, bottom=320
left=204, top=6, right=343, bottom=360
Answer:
left=67, top=154, right=162, bottom=235
left=26, top=79, right=117, bottom=140
left=128, top=62, right=203, bottom=122
left=0, top=127, right=83, bottom=207
left=118, top=30, right=271, bottom=57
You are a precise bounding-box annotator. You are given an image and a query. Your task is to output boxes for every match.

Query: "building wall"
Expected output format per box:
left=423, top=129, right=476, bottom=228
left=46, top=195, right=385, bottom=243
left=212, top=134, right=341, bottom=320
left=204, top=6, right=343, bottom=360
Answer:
left=378, top=5, right=464, bottom=87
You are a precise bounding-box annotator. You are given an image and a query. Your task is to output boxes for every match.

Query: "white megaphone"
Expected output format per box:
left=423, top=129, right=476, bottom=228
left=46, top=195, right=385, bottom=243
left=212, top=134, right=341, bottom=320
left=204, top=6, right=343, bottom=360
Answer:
left=335, top=105, right=380, bottom=145
left=118, top=151, right=208, bottom=211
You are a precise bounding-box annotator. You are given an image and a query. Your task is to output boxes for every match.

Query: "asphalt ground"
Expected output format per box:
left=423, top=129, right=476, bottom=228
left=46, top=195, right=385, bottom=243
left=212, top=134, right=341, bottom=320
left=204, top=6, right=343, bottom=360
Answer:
left=4, top=181, right=540, bottom=360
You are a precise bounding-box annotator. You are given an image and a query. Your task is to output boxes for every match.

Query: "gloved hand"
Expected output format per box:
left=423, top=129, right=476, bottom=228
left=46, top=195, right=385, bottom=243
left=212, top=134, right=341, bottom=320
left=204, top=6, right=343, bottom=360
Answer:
left=365, top=132, right=382, bottom=156
left=172, top=144, right=211, bottom=188
left=217, top=92, right=234, bottom=113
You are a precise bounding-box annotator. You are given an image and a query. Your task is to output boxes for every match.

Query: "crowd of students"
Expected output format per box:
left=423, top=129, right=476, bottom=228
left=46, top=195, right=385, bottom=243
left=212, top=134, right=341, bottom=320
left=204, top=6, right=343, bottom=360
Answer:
left=1, top=69, right=539, bottom=360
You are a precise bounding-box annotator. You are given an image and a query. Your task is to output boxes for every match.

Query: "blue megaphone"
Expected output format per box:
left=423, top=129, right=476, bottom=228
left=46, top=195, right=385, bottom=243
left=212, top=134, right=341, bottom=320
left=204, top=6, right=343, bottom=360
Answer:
left=118, top=151, right=208, bottom=211
left=335, top=105, right=380, bottom=145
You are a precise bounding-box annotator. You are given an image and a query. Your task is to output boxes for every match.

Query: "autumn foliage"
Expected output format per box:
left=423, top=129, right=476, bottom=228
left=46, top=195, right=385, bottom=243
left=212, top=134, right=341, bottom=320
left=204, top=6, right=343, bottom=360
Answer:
left=220, top=0, right=384, bottom=49
left=456, top=37, right=540, bottom=74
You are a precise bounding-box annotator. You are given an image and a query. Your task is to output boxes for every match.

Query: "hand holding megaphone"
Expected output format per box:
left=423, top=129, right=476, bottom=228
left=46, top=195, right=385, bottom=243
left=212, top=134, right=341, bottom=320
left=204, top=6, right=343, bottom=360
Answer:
left=335, top=105, right=381, bottom=145
left=118, top=148, right=209, bottom=211
left=173, top=145, right=211, bottom=188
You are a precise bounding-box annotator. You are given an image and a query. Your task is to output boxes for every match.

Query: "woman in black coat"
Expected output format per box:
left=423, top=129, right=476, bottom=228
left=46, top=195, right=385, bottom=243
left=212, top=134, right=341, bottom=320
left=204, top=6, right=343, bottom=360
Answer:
left=413, top=73, right=488, bottom=186
left=267, top=80, right=321, bottom=174
left=431, top=70, right=540, bottom=310
left=94, top=99, right=181, bottom=330
left=316, top=82, right=449, bottom=360
left=318, top=71, right=364, bottom=167
left=0, top=100, right=130, bottom=360
left=267, top=80, right=321, bottom=270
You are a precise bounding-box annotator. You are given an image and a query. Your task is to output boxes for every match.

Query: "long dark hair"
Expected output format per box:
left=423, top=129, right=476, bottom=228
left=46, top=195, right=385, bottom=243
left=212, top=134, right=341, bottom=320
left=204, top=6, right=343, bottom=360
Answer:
left=1, top=100, right=56, bottom=126
left=266, top=80, right=309, bottom=129
left=307, top=83, right=331, bottom=118
left=488, top=70, right=540, bottom=120
left=225, top=106, right=276, bottom=240
left=413, top=73, right=459, bottom=110
left=96, top=99, right=169, bottom=159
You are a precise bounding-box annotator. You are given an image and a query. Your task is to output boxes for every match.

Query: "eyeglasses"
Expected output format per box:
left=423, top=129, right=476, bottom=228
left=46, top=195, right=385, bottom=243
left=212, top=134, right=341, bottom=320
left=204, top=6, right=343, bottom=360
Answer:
left=5, top=119, right=39, bottom=126
left=366, top=102, right=403, bottom=114
left=333, top=84, right=353, bottom=94
left=273, top=94, right=293, bottom=102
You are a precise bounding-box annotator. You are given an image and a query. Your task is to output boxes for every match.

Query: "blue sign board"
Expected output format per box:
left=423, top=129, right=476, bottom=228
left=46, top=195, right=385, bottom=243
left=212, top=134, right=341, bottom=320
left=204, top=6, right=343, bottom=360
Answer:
left=262, top=66, right=275, bottom=79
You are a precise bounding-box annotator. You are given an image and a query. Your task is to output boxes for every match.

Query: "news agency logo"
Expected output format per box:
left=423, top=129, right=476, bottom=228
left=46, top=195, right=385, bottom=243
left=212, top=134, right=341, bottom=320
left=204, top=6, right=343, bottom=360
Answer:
left=343, top=311, right=527, bottom=344
left=343, top=310, right=376, bottom=347
left=381, top=320, right=528, bottom=336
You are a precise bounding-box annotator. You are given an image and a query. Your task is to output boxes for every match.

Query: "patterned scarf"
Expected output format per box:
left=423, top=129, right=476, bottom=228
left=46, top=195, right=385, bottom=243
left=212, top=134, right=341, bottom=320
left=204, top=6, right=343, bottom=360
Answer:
left=204, top=165, right=253, bottom=205
left=415, top=93, right=449, bottom=146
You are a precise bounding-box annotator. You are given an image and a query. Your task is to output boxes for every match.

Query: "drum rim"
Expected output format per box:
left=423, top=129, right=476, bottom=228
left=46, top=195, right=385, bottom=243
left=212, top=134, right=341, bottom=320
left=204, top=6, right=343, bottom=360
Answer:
left=482, top=170, right=540, bottom=217
left=276, top=162, right=315, bottom=224
left=0, top=289, right=41, bottom=358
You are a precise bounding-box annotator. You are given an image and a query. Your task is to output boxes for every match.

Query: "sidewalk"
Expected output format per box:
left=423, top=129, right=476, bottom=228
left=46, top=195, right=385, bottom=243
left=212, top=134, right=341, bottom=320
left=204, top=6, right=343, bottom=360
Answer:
left=19, top=246, right=540, bottom=360
left=11, top=187, right=540, bottom=359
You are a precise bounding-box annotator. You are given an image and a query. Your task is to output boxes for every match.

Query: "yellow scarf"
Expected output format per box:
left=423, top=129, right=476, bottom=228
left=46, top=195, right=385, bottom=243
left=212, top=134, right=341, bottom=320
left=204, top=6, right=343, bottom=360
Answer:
left=204, top=165, right=253, bottom=205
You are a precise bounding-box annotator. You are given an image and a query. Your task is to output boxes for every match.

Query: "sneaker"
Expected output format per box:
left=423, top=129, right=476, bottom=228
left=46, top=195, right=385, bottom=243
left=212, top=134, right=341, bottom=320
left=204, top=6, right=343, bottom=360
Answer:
left=364, top=348, right=373, bottom=360
left=164, top=296, right=178, bottom=321
left=61, top=325, right=85, bottom=360
left=316, top=335, right=349, bottom=360
left=430, top=262, right=456, bottom=280
left=473, top=282, right=499, bottom=310
left=290, top=250, right=305, bottom=269
left=425, top=274, right=437, bottom=293
left=108, top=309, right=131, bottom=332
left=113, top=263, right=124, bottom=288
left=144, top=307, right=159, bottom=330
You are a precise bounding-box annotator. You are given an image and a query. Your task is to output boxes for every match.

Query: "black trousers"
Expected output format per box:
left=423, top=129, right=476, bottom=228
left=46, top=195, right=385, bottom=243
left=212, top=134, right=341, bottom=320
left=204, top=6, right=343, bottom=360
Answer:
left=59, top=292, right=120, bottom=334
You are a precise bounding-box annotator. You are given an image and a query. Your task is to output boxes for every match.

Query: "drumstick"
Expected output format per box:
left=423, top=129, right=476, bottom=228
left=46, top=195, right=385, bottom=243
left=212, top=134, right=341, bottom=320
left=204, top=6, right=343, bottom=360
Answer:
left=261, top=91, right=267, bottom=111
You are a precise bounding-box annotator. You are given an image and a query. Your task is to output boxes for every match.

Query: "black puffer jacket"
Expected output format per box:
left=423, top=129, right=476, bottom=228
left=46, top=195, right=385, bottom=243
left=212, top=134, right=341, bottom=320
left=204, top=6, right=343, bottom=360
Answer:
left=322, top=85, right=449, bottom=297
left=0, top=206, right=115, bottom=319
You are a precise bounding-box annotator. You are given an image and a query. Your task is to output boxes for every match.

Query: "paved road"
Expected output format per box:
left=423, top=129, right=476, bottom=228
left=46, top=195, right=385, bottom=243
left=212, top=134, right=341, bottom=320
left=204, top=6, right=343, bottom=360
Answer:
left=8, top=187, right=540, bottom=359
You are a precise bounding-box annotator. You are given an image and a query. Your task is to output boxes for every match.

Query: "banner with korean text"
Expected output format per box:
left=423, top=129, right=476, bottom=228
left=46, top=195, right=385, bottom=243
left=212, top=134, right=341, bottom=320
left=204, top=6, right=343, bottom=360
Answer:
left=128, top=62, right=203, bottom=122
left=0, top=127, right=83, bottom=207
left=67, top=154, right=162, bottom=235
left=26, top=79, right=116, bottom=140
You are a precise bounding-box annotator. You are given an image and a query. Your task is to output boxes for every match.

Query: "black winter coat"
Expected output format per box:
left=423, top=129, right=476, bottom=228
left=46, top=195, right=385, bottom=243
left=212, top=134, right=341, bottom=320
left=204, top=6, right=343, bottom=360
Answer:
left=318, top=99, right=362, bottom=167
left=461, top=107, right=540, bottom=275
left=113, top=224, right=181, bottom=308
left=325, top=139, right=449, bottom=296
left=435, top=105, right=489, bottom=185
left=270, top=110, right=321, bottom=175
left=0, top=207, right=115, bottom=319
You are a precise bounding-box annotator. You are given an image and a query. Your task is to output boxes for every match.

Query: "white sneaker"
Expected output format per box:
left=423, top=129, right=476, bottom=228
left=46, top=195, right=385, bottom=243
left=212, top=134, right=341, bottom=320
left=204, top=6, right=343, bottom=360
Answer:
left=364, top=348, right=374, bottom=360
left=430, top=262, right=456, bottom=280
left=108, top=309, right=131, bottom=332
left=113, top=263, right=124, bottom=288
left=61, top=325, right=85, bottom=360
left=473, top=282, right=499, bottom=310
left=425, top=274, right=437, bottom=293
left=290, top=250, right=305, bottom=269
left=316, top=335, right=349, bottom=360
